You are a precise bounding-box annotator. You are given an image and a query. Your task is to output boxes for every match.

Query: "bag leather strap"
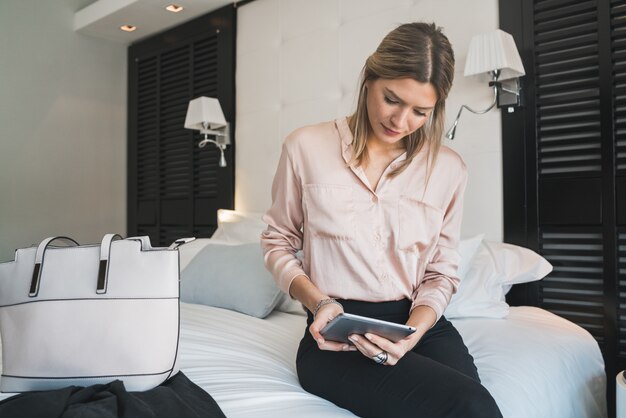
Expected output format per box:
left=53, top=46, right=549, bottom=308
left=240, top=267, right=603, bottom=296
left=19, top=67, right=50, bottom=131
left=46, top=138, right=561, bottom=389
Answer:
left=30, top=234, right=129, bottom=297
left=125, top=236, right=152, bottom=251
left=169, top=237, right=196, bottom=249
left=96, top=234, right=123, bottom=294
left=30, top=236, right=80, bottom=297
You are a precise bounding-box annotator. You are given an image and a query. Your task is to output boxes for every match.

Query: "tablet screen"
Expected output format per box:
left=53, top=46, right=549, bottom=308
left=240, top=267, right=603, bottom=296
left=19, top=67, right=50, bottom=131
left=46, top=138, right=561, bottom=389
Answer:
left=320, top=312, right=416, bottom=343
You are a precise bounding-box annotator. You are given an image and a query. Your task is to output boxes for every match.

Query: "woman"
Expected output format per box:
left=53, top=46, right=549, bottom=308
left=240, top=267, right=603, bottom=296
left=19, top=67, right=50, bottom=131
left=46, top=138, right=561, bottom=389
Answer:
left=261, top=22, right=502, bottom=417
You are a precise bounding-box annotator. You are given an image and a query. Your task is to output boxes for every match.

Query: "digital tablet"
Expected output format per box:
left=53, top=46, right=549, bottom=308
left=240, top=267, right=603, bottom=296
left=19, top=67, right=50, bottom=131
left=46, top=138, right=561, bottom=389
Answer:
left=320, top=312, right=416, bottom=344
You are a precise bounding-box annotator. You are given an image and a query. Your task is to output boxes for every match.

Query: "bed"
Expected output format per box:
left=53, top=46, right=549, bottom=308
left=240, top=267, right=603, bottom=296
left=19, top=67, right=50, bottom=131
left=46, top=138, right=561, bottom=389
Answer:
left=162, top=210, right=608, bottom=417
left=0, top=303, right=605, bottom=417
left=178, top=302, right=605, bottom=418
left=0, top=212, right=608, bottom=417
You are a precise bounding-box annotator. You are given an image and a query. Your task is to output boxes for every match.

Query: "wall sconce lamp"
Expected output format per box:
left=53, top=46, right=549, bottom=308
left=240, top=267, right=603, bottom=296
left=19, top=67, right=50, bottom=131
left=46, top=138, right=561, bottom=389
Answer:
left=184, top=96, right=230, bottom=167
left=446, top=29, right=525, bottom=140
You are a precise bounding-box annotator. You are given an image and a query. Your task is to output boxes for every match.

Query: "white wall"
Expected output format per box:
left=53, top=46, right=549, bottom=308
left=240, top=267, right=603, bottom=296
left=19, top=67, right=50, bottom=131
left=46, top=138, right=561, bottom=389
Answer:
left=0, top=0, right=504, bottom=261
left=0, top=0, right=127, bottom=261
left=236, top=0, right=503, bottom=241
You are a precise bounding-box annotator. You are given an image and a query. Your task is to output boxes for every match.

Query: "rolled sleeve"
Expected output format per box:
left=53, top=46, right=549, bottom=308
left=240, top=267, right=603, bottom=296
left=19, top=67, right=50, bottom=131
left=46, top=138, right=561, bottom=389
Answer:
left=260, top=140, right=309, bottom=295
left=411, top=166, right=468, bottom=320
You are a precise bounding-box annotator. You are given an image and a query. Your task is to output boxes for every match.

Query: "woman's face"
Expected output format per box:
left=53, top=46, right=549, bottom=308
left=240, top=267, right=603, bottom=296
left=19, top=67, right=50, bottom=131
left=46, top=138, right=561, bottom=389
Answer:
left=365, top=78, right=437, bottom=147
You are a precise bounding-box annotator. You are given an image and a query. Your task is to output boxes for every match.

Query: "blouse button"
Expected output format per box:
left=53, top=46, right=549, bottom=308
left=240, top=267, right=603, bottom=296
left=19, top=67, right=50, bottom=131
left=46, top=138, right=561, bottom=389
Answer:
left=371, top=196, right=378, bottom=203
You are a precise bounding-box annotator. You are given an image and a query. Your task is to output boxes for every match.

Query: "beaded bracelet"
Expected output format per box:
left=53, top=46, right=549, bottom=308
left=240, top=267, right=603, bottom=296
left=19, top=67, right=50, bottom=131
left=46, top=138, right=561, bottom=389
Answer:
left=312, top=298, right=343, bottom=318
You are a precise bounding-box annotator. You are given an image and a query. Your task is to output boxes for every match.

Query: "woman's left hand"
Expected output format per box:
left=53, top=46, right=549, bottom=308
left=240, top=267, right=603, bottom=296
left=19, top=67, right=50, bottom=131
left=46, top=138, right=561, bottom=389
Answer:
left=348, top=305, right=437, bottom=365
left=348, top=332, right=418, bottom=366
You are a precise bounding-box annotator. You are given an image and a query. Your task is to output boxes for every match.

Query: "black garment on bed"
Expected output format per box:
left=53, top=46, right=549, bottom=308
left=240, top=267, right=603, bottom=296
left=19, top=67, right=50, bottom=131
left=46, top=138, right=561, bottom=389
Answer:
left=0, top=371, right=226, bottom=418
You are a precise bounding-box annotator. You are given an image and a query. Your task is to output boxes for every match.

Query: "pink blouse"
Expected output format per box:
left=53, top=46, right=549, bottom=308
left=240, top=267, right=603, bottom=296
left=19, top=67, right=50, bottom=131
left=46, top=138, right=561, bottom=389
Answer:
left=260, top=117, right=468, bottom=320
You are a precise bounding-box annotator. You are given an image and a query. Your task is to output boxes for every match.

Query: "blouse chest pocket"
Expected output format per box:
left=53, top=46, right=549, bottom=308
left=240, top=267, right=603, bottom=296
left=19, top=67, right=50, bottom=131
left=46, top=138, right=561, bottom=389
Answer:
left=303, top=184, right=355, bottom=240
left=397, top=196, right=444, bottom=259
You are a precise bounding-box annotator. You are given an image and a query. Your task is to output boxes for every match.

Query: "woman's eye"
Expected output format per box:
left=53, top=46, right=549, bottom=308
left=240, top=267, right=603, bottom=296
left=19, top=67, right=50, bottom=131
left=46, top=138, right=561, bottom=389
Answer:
left=414, top=110, right=427, bottom=117
left=383, top=96, right=397, bottom=105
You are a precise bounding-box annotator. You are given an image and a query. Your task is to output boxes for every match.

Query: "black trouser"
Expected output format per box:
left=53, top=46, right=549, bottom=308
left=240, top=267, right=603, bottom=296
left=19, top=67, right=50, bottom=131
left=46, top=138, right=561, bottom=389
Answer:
left=296, top=299, right=503, bottom=418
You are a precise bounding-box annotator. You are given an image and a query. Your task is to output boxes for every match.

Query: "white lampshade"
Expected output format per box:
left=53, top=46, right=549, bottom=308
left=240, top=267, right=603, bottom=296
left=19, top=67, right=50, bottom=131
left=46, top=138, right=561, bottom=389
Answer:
left=184, top=96, right=227, bottom=131
left=464, top=29, right=525, bottom=81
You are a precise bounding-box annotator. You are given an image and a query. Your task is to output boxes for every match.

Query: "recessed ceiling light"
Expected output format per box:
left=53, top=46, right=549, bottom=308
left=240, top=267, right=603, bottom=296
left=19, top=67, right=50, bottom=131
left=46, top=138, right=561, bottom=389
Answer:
left=120, top=25, right=137, bottom=32
left=165, top=4, right=184, bottom=12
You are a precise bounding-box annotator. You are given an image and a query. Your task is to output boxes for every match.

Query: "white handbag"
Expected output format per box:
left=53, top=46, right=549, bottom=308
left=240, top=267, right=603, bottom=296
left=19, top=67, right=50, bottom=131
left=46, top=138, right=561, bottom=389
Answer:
left=0, top=234, right=185, bottom=393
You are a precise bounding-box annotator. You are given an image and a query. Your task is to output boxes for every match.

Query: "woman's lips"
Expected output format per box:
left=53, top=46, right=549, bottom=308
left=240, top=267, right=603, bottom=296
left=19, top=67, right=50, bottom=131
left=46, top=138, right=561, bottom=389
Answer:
left=382, top=124, right=400, bottom=136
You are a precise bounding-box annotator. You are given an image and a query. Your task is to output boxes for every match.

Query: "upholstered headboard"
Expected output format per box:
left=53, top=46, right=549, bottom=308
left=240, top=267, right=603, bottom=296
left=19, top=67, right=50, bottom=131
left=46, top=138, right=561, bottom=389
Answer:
left=235, top=0, right=504, bottom=241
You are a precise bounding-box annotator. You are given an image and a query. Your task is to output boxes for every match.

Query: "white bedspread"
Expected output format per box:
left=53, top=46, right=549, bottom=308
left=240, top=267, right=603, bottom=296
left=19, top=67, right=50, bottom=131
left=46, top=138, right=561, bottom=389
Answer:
left=179, top=302, right=354, bottom=417
left=179, top=303, right=606, bottom=418
left=0, top=303, right=607, bottom=417
left=453, top=307, right=606, bottom=418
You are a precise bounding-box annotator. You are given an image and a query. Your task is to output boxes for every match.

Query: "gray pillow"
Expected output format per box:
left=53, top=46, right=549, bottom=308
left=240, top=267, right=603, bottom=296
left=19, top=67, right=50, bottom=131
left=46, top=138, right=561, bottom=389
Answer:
left=180, top=243, right=282, bottom=318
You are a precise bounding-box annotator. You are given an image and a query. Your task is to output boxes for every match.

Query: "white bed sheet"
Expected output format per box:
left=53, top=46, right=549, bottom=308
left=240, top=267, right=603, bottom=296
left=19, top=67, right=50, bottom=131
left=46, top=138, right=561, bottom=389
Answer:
left=0, top=303, right=607, bottom=417
left=453, top=307, right=606, bottom=418
left=180, top=303, right=606, bottom=418
left=179, top=302, right=354, bottom=417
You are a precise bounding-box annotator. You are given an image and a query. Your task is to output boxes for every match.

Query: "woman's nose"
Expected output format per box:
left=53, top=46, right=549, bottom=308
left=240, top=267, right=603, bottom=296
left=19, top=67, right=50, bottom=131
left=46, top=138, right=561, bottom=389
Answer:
left=390, top=109, right=409, bottom=129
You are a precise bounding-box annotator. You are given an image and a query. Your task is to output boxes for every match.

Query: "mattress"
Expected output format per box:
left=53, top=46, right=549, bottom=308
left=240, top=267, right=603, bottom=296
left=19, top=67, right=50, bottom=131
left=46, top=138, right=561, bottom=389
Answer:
left=0, top=303, right=607, bottom=417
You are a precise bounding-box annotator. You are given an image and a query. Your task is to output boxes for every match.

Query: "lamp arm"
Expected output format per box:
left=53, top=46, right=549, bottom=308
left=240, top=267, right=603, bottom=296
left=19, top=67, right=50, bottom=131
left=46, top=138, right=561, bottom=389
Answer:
left=457, top=83, right=498, bottom=116
left=445, top=84, right=498, bottom=140
left=198, top=138, right=219, bottom=149
left=198, top=136, right=228, bottom=168
left=199, top=138, right=227, bottom=150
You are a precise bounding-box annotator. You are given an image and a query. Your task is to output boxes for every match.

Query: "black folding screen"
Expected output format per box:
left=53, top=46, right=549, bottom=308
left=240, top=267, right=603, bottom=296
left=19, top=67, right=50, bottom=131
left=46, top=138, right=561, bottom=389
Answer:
left=127, top=5, right=236, bottom=246
left=501, top=0, right=625, bottom=412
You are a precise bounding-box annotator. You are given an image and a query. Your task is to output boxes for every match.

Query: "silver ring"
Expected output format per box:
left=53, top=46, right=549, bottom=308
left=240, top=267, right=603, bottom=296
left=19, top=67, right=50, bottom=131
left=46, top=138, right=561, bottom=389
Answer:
left=372, top=351, right=388, bottom=364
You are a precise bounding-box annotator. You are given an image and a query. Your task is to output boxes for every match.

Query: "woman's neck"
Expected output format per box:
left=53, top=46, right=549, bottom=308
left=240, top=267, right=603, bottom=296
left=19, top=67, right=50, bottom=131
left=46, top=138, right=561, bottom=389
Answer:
left=366, top=135, right=406, bottom=156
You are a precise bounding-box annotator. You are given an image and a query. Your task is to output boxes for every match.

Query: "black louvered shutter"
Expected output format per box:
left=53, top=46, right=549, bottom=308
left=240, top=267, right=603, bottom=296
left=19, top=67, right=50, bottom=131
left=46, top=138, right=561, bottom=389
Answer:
left=533, top=0, right=609, bottom=348
left=128, top=6, right=235, bottom=247
left=502, top=0, right=623, bottom=410
left=617, top=230, right=626, bottom=360
left=135, top=56, right=159, bottom=241
left=533, top=0, right=624, bottom=373
left=614, top=0, right=626, bottom=371
left=192, top=35, right=225, bottom=239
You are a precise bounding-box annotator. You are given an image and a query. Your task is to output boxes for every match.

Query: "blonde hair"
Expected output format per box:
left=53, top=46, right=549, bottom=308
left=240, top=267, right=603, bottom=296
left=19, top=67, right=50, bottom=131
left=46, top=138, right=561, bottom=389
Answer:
left=348, top=22, right=455, bottom=177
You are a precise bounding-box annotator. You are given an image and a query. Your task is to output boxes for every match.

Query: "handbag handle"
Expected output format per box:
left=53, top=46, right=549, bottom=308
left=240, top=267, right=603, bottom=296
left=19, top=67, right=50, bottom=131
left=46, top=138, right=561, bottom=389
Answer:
left=169, top=237, right=196, bottom=249
left=29, top=234, right=127, bottom=297
left=29, top=236, right=80, bottom=297
left=96, top=233, right=123, bottom=294
left=125, top=236, right=152, bottom=251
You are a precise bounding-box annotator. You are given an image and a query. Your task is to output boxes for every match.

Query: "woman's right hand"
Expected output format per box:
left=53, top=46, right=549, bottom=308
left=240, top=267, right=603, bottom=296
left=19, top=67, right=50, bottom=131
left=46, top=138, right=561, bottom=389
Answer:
left=287, top=276, right=356, bottom=352
left=309, top=302, right=356, bottom=352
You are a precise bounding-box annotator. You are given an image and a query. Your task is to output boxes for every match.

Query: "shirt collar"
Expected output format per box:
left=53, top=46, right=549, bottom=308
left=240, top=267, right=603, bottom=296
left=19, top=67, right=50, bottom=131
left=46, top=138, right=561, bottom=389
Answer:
left=335, top=116, right=409, bottom=164
left=335, top=117, right=354, bottom=164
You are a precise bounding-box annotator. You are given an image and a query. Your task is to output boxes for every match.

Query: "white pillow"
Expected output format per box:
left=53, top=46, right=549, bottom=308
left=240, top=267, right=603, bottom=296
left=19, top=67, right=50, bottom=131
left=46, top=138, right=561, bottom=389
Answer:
left=178, top=238, right=236, bottom=271
left=445, top=240, right=552, bottom=319
left=211, top=209, right=266, bottom=243
left=207, top=209, right=308, bottom=315
left=457, top=234, right=485, bottom=278
left=487, top=240, right=553, bottom=296
left=180, top=241, right=282, bottom=318
left=178, top=236, right=306, bottom=315
left=274, top=296, right=306, bottom=315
